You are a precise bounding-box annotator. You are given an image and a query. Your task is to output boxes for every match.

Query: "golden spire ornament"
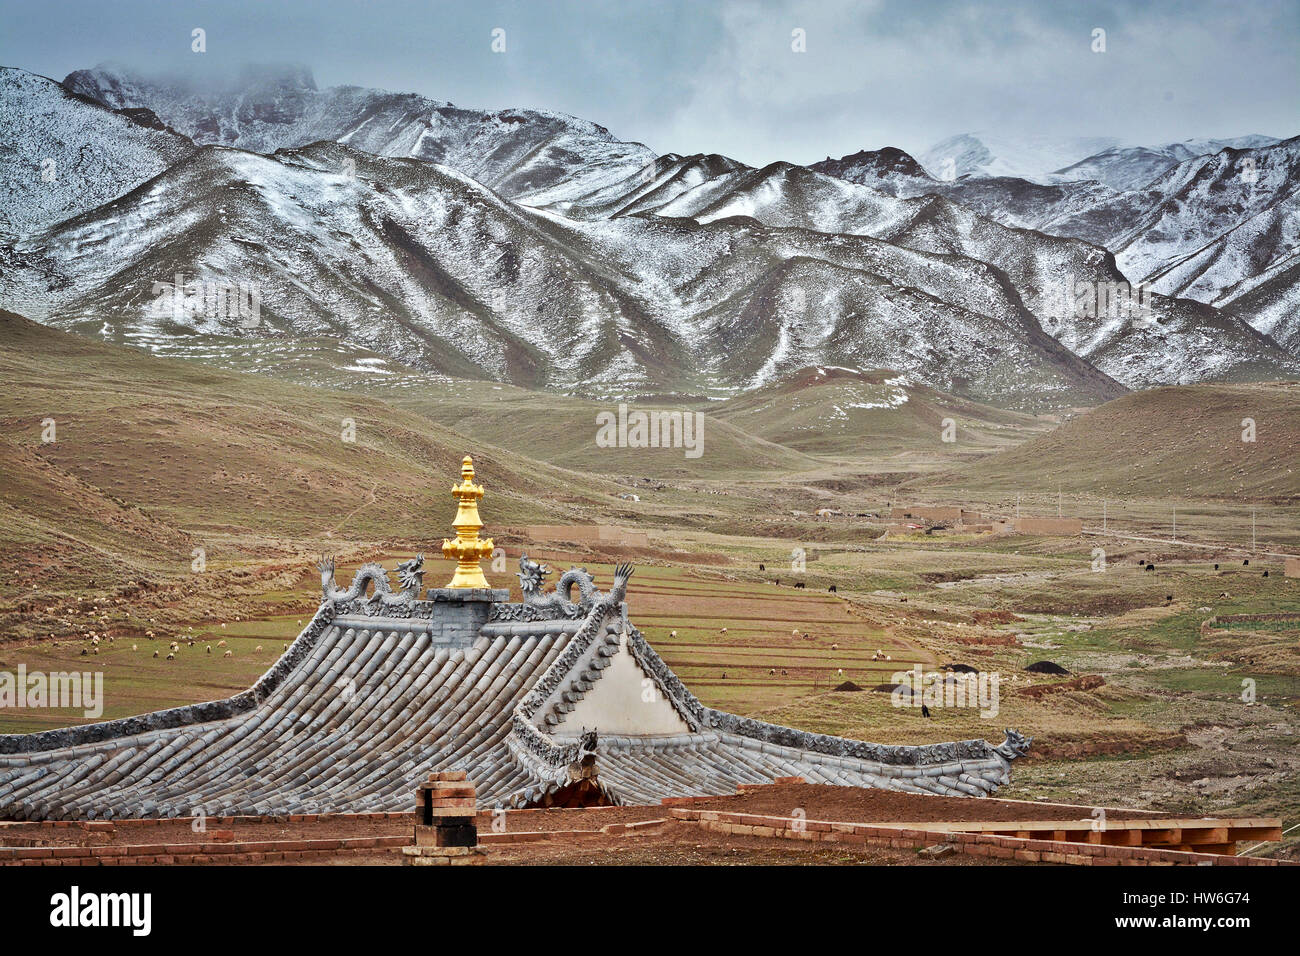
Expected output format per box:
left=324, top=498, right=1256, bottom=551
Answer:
left=441, top=456, right=494, bottom=589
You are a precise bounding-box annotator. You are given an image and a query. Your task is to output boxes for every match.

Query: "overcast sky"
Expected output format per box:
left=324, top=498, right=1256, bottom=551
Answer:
left=2, top=0, right=1295, bottom=164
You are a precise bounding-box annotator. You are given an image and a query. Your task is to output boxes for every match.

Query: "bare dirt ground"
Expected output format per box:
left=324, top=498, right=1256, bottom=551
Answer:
left=301, top=820, right=1022, bottom=866
left=686, top=784, right=1164, bottom=823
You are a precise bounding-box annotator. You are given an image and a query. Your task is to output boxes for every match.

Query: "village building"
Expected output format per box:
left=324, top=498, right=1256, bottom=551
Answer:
left=0, top=457, right=1030, bottom=820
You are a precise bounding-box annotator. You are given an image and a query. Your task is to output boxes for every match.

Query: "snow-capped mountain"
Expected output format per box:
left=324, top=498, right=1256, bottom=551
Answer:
left=918, top=131, right=1279, bottom=189
left=549, top=154, right=1298, bottom=389
left=2, top=64, right=1297, bottom=411
left=1045, top=137, right=1300, bottom=350
left=2, top=130, right=1123, bottom=408
left=62, top=63, right=654, bottom=205
left=919, top=132, right=1122, bottom=184
left=1054, top=136, right=1279, bottom=192
left=0, top=67, right=195, bottom=237
left=814, top=137, right=1300, bottom=357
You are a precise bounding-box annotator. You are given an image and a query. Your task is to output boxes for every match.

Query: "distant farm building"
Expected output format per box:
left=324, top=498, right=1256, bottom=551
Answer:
left=886, top=506, right=1079, bottom=535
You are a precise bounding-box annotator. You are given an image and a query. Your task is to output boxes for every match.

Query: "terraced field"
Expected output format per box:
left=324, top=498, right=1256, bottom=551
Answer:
left=0, top=555, right=914, bottom=731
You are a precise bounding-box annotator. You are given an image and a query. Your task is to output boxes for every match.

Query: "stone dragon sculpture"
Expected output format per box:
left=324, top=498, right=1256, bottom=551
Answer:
left=316, top=554, right=424, bottom=608
left=517, top=552, right=604, bottom=608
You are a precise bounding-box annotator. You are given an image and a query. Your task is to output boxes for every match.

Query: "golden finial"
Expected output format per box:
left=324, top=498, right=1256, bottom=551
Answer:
left=441, top=455, right=494, bottom=589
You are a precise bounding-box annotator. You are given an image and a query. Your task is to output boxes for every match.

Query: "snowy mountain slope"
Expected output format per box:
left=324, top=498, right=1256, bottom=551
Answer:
left=540, top=153, right=750, bottom=220
left=1, top=131, right=1124, bottom=409
left=919, top=132, right=1121, bottom=184
left=8, top=142, right=676, bottom=389
left=1044, top=137, right=1300, bottom=347
left=1221, top=256, right=1300, bottom=353
left=4, top=63, right=1294, bottom=408
left=812, top=138, right=1300, bottom=356
left=658, top=162, right=917, bottom=237
left=0, top=67, right=195, bottom=237
left=520, top=207, right=1125, bottom=406
left=61, top=63, right=654, bottom=205
left=570, top=158, right=1299, bottom=388
left=810, top=147, right=1112, bottom=230
left=807, top=147, right=933, bottom=196
left=1054, top=136, right=1280, bottom=192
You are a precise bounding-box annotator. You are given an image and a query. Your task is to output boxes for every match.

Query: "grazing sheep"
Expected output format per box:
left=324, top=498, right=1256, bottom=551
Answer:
left=670, top=630, right=677, bottom=638
left=1145, top=564, right=1155, bottom=571
left=837, top=668, right=844, bottom=676
left=152, top=651, right=159, bottom=658
left=794, top=581, right=805, bottom=589
left=131, top=644, right=137, bottom=651
left=165, top=653, right=174, bottom=661
left=769, top=668, right=776, bottom=675
left=1214, top=563, right=1220, bottom=570
left=283, top=643, right=288, bottom=651
left=1243, top=559, right=1250, bottom=566
left=217, top=640, right=227, bottom=647
left=758, top=563, right=766, bottom=571
left=773, top=579, right=780, bottom=586
left=1263, top=570, right=1269, bottom=577
left=79, top=649, right=87, bottom=656
left=254, top=645, right=263, bottom=652
left=831, top=642, right=839, bottom=651
left=792, top=628, right=801, bottom=636
left=828, top=585, right=837, bottom=593
left=921, top=703, right=931, bottom=718
left=206, top=646, right=212, bottom=654
left=885, top=655, right=891, bottom=661
left=719, top=627, right=728, bottom=634
left=223, top=650, right=233, bottom=658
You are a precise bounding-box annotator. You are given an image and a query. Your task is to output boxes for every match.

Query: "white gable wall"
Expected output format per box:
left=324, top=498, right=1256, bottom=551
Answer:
left=555, top=631, right=692, bottom=736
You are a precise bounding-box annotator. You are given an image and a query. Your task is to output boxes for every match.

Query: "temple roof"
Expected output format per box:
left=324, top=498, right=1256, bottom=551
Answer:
left=0, top=558, right=1030, bottom=820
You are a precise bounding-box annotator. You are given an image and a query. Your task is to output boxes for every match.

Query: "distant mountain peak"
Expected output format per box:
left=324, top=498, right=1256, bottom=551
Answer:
left=810, top=147, right=932, bottom=189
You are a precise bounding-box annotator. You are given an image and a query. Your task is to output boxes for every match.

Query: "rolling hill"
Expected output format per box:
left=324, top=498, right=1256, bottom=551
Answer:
left=0, top=308, right=631, bottom=579
left=909, top=381, right=1300, bottom=501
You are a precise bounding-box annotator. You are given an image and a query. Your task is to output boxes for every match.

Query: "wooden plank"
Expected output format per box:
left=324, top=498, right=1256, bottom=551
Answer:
left=1228, top=826, right=1282, bottom=842
left=1182, top=827, right=1230, bottom=845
